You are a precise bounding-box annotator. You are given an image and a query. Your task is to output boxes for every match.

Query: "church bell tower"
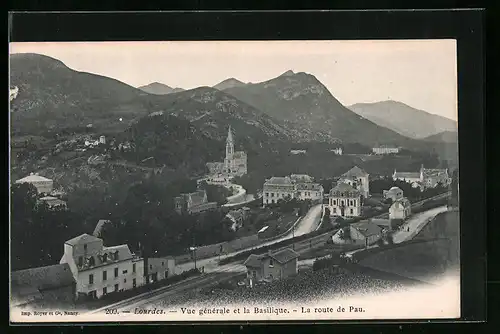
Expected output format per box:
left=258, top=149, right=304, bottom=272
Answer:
left=225, top=126, right=234, bottom=174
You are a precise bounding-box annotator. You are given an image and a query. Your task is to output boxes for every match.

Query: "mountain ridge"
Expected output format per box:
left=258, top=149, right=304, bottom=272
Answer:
left=138, top=82, right=185, bottom=95
left=348, top=100, right=457, bottom=139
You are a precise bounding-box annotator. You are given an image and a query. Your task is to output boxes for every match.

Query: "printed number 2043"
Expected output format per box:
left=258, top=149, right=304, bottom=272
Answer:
left=105, top=309, right=119, bottom=315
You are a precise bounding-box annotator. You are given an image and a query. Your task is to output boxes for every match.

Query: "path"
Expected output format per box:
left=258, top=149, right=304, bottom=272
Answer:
left=175, top=204, right=322, bottom=274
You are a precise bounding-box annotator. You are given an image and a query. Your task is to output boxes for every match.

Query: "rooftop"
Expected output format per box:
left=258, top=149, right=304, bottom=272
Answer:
left=342, top=166, right=369, bottom=178
left=243, top=254, right=263, bottom=268
left=265, top=176, right=292, bottom=185
left=330, top=182, right=360, bottom=194
left=65, top=233, right=102, bottom=246
left=93, top=219, right=112, bottom=237
left=16, top=173, right=53, bottom=183
left=351, top=221, right=383, bottom=237
left=393, top=172, right=421, bottom=179
left=269, top=248, right=300, bottom=264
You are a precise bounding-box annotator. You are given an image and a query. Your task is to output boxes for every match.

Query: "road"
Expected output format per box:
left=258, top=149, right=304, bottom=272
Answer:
left=175, top=204, right=323, bottom=274
left=392, top=205, right=448, bottom=244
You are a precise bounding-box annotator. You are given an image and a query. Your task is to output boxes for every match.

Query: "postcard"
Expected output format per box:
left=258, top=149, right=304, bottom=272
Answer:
left=9, top=40, right=460, bottom=323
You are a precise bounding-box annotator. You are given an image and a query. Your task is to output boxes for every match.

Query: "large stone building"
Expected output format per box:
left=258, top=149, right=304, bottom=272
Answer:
left=15, top=173, right=54, bottom=195
left=338, top=166, right=370, bottom=199
left=174, top=189, right=217, bottom=215
left=59, top=234, right=145, bottom=300
left=326, top=182, right=362, bottom=218
left=262, top=174, right=324, bottom=206
left=393, top=165, right=450, bottom=190
left=206, top=126, right=247, bottom=177
left=244, top=248, right=299, bottom=284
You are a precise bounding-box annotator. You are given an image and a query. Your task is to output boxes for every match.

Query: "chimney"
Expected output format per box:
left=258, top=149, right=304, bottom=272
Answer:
left=267, top=249, right=272, bottom=256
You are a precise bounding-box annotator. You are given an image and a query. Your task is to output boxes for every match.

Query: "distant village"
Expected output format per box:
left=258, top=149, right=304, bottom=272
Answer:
left=11, top=125, right=451, bottom=307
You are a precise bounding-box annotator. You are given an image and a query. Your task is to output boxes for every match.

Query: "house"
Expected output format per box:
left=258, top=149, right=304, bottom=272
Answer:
left=383, top=186, right=404, bottom=202
left=99, top=136, right=106, bottom=144
left=144, top=257, right=176, bottom=284
left=244, top=248, right=299, bottom=283
left=389, top=197, right=412, bottom=220
left=38, top=196, right=67, bottom=210
left=263, top=177, right=295, bottom=205
left=93, top=220, right=112, bottom=238
left=338, top=166, right=370, bottom=198
left=349, top=221, right=383, bottom=248
left=372, top=146, right=400, bottom=155
left=262, top=174, right=324, bottom=206
left=326, top=182, right=361, bottom=218
left=59, top=234, right=145, bottom=300
left=11, top=263, right=76, bottom=308
left=174, top=189, right=217, bottom=215
left=15, top=173, right=54, bottom=195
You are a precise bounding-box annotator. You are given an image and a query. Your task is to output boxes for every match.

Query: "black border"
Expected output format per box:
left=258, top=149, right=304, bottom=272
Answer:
left=7, top=9, right=486, bottom=329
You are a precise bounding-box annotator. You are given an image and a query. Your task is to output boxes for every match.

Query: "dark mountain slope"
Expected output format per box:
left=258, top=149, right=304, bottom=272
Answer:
left=223, top=71, right=414, bottom=147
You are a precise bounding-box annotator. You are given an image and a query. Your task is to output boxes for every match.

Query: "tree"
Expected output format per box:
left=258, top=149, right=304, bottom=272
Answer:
left=322, top=207, right=331, bottom=226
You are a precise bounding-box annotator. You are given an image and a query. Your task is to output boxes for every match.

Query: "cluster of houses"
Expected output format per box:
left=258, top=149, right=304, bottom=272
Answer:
left=14, top=173, right=67, bottom=210
left=11, top=221, right=178, bottom=308
left=262, top=174, right=325, bottom=206
left=174, top=189, right=218, bottom=215
left=393, top=164, right=450, bottom=190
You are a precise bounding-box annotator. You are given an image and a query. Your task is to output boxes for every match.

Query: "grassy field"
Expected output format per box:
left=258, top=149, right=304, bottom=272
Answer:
left=358, top=211, right=460, bottom=282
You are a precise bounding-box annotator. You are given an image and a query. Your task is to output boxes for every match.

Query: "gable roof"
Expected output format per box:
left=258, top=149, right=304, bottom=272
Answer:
left=330, top=182, right=360, bottom=194
left=265, top=176, right=292, bottom=185
left=342, top=166, right=368, bottom=178
left=65, top=233, right=102, bottom=246
left=11, top=263, right=75, bottom=291
left=391, top=197, right=411, bottom=209
left=393, top=172, right=421, bottom=180
left=243, top=254, right=263, bottom=268
left=269, top=248, right=300, bottom=264
left=16, top=174, right=53, bottom=183
left=350, top=221, right=383, bottom=237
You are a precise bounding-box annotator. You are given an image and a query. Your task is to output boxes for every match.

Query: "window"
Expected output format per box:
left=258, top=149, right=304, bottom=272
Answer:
left=103, top=287, right=107, bottom=295
left=114, top=267, right=119, bottom=278
left=353, top=200, right=356, bottom=206
left=78, top=256, right=83, bottom=267
left=89, top=274, right=94, bottom=285
left=350, top=209, right=354, bottom=214
left=133, top=263, right=136, bottom=273
left=269, top=259, right=274, bottom=267
left=123, top=270, right=128, bottom=274
left=271, top=199, right=275, bottom=204
left=124, top=278, right=127, bottom=283
left=114, top=284, right=119, bottom=292
left=102, top=253, right=108, bottom=262
left=265, top=192, right=269, bottom=197
left=333, top=200, right=336, bottom=205
left=88, top=256, right=95, bottom=266
left=271, top=193, right=275, bottom=197
left=133, top=278, right=137, bottom=288
left=84, top=244, right=87, bottom=252
left=333, top=208, right=337, bottom=213
left=149, top=264, right=153, bottom=270
left=103, top=270, right=107, bottom=281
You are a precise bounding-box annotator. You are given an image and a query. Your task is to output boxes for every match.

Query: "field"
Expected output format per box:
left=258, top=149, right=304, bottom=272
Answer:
left=358, top=211, right=460, bottom=283
left=151, top=266, right=418, bottom=307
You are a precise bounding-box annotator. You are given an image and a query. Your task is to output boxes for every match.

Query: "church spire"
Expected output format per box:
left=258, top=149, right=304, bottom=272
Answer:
left=227, top=125, right=234, bottom=144
left=225, top=125, right=234, bottom=160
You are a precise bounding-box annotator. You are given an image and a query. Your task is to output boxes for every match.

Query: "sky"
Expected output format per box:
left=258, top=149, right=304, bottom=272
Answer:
left=9, top=40, right=457, bottom=121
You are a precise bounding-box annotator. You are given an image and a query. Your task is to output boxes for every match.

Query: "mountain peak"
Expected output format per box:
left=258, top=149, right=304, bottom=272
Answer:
left=213, top=78, right=245, bottom=91
left=138, top=82, right=184, bottom=95
left=280, top=70, right=295, bottom=77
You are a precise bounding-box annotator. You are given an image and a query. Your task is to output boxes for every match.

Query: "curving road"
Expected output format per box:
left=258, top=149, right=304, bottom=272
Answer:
left=175, top=204, right=323, bottom=274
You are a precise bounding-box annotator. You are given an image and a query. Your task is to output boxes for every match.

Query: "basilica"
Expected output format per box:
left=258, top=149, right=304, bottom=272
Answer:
left=206, top=126, right=248, bottom=177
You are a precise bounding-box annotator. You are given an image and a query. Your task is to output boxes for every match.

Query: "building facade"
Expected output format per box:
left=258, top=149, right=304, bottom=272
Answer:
left=144, top=257, right=176, bottom=284
left=262, top=174, right=324, bottom=206
left=349, top=221, right=383, bottom=248
left=338, top=166, right=370, bottom=199
left=15, top=173, right=54, bottom=195
left=59, top=234, right=145, bottom=300
left=389, top=197, right=412, bottom=220
left=393, top=165, right=450, bottom=190
left=372, top=146, right=400, bottom=155
left=174, top=189, right=217, bottom=215
left=244, top=248, right=299, bottom=283
left=326, top=182, right=362, bottom=218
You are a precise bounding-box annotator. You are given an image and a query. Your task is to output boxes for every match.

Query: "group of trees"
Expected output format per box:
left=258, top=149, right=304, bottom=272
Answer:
left=11, top=175, right=240, bottom=271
